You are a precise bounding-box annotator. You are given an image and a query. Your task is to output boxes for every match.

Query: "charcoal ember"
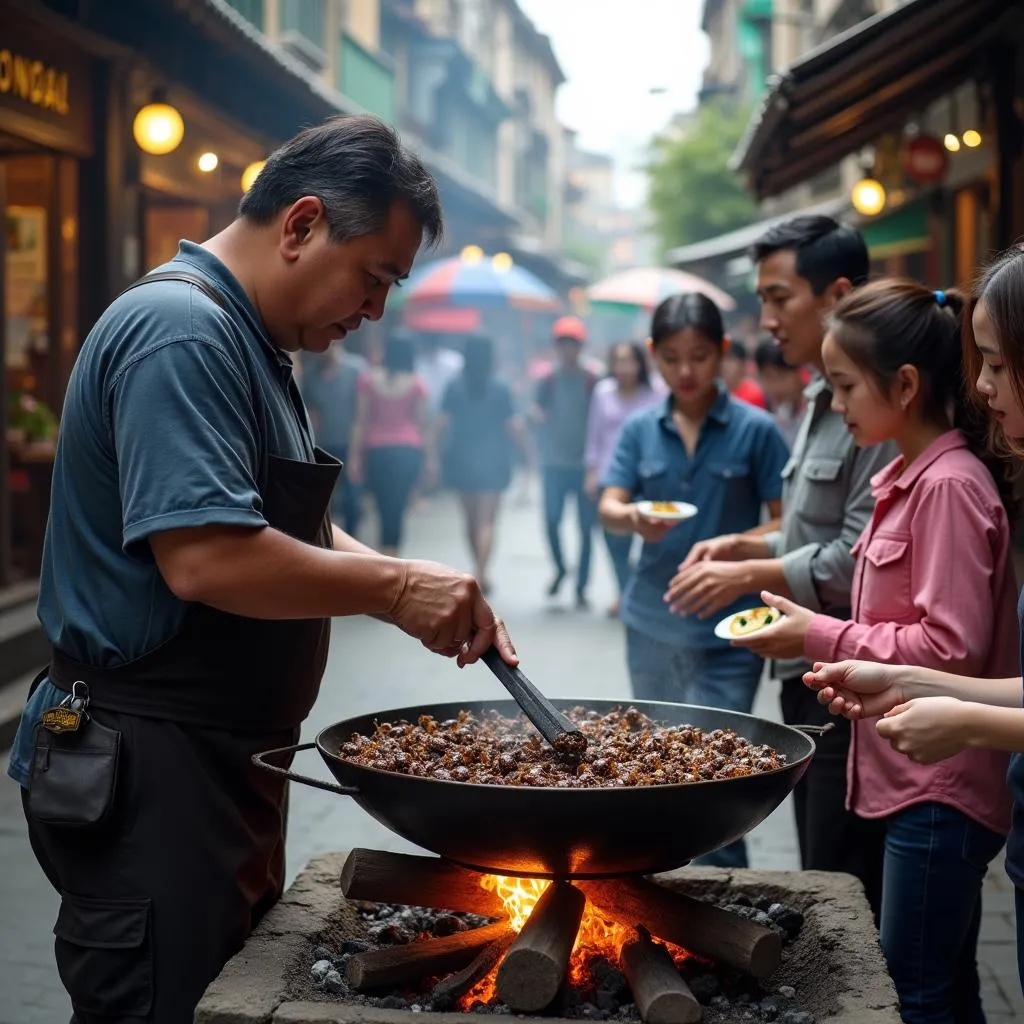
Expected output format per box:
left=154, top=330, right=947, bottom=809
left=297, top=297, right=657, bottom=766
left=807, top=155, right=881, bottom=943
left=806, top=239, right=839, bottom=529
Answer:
left=595, top=987, right=621, bottom=1014
left=469, top=1001, right=490, bottom=1013
left=777, top=985, right=797, bottom=1000
left=723, top=903, right=773, bottom=929
left=616, top=1003, right=638, bottom=1020
left=322, top=969, right=347, bottom=994
left=340, top=938, right=371, bottom=954
left=313, top=945, right=335, bottom=962
left=752, top=894, right=776, bottom=912
left=778, top=1013, right=815, bottom=1024
left=432, top=914, right=468, bottom=937
left=729, top=892, right=753, bottom=907
left=310, top=959, right=332, bottom=982
left=377, top=994, right=408, bottom=1009
left=710, top=994, right=731, bottom=1009
left=687, top=972, right=721, bottom=1003
left=768, top=903, right=805, bottom=939
left=759, top=996, right=783, bottom=1020
left=374, top=924, right=411, bottom=945
left=582, top=1001, right=610, bottom=1020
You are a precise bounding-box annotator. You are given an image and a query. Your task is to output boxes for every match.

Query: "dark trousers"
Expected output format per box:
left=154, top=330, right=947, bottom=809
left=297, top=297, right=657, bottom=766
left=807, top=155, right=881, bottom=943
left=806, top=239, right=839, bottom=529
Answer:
left=329, top=444, right=362, bottom=538
left=22, top=709, right=295, bottom=1024
left=542, top=465, right=596, bottom=595
left=365, top=445, right=423, bottom=549
left=780, top=676, right=886, bottom=915
left=879, top=803, right=1003, bottom=1024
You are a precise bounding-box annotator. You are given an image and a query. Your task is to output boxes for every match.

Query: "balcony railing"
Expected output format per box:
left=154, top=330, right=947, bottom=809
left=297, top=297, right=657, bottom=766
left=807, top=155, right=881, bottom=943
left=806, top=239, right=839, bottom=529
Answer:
left=338, top=33, right=396, bottom=123
left=280, top=0, right=325, bottom=48
left=222, top=0, right=264, bottom=31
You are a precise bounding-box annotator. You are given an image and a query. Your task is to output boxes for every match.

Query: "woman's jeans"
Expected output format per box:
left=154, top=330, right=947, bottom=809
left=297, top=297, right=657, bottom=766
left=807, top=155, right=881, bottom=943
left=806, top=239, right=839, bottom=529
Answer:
left=879, top=802, right=1004, bottom=1024
left=365, top=445, right=423, bottom=549
left=604, top=530, right=634, bottom=595
left=625, top=628, right=763, bottom=869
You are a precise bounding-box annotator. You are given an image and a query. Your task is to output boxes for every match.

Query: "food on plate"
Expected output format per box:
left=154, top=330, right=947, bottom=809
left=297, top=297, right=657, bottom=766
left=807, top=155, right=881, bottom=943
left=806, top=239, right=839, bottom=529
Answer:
left=337, top=706, right=786, bottom=788
left=649, top=501, right=680, bottom=513
left=728, top=607, right=778, bottom=637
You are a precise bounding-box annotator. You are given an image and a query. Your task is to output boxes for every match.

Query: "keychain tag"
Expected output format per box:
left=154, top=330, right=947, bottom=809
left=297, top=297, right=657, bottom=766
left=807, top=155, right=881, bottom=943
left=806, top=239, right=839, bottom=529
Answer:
left=40, top=681, right=90, bottom=734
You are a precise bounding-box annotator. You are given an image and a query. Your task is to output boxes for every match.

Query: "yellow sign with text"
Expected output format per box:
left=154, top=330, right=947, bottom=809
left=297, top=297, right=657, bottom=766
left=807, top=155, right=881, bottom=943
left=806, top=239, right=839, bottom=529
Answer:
left=0, top=48, right=69, bottom=116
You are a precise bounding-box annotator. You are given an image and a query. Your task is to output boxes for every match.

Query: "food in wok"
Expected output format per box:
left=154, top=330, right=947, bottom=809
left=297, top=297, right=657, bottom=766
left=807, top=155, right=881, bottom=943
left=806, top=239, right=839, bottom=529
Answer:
left=337, top=705, right=786, bottom=789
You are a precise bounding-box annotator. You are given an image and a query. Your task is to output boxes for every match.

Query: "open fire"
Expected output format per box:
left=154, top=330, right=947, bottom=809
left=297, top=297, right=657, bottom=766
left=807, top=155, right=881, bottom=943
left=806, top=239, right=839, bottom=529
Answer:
left=323, top=848, right=801, bottom=1023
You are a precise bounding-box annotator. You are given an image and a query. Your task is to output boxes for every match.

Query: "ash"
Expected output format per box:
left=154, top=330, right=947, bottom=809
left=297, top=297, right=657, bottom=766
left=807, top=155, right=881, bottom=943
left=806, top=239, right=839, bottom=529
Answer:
left=301, top=894, right=817, bottom=1023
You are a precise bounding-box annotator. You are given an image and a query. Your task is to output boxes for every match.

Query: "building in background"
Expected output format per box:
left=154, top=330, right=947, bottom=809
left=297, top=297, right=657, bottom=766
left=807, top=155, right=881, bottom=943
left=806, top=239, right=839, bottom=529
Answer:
left=0, top=0, right=599, bottom=676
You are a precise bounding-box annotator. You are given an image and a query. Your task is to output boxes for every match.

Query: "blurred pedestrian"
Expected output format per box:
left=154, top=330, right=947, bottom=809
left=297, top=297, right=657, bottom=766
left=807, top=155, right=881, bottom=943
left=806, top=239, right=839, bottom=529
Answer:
left=299, top=339, right=367, bottom=535
left=721, top=338, right=768, bottom=408
left=349, top=331, right=433, bottom=555
left=754, top=336, right=807, bottom=448
left=415, top=331, right=463, bottom=499
left=599, top=293, right=788, bottom=868
left=584, top=341, right=661, bottom=616
left=531, top=316, right=599, bottom=608
left=438, top=334, right=523, bottom=594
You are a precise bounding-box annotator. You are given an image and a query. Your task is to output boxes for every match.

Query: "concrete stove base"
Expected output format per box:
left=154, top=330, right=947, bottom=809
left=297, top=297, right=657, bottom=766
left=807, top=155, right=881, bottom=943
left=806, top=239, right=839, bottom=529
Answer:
left=195, top=852, right=900, bottom=1024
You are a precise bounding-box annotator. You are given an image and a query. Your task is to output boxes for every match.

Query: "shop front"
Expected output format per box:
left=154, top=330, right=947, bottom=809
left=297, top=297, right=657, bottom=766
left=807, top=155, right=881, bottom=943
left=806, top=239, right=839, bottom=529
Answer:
left=0, top=10, right=94, bottom=595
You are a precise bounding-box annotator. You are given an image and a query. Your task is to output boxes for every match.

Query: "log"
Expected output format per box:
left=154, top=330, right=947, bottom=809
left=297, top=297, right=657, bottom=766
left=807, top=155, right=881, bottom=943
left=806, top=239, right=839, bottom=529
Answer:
left=340, top=848, right=506, bottom=918
left=496, top=882, right=585, bottom=1012
left=620, top=926, right=702, bottom=1024
left=579, top=877, right=781, bottom=979
left=345, top=921, right=513, bottom=991
left=430, top=929, right=517, bottom=1010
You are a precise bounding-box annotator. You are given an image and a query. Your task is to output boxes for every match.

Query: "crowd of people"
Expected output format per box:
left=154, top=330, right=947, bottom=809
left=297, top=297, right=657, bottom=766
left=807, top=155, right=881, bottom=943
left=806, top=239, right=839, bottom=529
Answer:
left=299, top=212, right=1024, bottom=1024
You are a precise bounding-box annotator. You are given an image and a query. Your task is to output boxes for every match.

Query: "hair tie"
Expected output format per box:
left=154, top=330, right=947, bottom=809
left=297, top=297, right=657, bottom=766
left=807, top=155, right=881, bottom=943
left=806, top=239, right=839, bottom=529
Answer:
left=934, top=290, right=947, bottom=307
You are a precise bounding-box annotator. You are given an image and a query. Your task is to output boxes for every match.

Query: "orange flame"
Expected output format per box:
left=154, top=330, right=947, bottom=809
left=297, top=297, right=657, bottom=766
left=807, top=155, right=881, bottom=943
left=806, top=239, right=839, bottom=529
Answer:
left=459, top=875, right=689, bottom=1008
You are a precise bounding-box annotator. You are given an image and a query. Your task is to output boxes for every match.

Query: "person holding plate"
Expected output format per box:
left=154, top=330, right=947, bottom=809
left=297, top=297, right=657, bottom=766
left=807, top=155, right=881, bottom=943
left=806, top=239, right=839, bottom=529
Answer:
left=598, top=292, right=788, bottom=868
left=729, top=280, right=1016, bottom=1022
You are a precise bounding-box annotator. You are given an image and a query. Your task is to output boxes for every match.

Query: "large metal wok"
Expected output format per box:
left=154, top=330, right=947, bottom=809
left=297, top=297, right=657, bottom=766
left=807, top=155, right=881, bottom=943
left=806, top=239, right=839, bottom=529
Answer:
left=254, top=698, right=820, bottom=879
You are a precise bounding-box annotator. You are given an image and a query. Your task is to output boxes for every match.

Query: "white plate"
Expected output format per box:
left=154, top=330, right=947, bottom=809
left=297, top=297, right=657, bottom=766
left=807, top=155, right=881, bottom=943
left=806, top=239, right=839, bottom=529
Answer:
left=714, top=607, right=785, bottom=641
left=636, top=500, right=698, bottom=522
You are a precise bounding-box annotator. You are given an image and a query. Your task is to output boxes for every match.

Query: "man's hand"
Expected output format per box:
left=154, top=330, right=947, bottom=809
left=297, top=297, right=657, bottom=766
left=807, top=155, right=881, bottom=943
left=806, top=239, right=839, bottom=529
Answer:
left=388, top=559, right=518, bottom=668
left=678, top=533, right=744, bottom=570
left=802, top=660, right=909, bottom=719
left=630, top=505, right=680, bottom=544
left=729, top=591, right=811, bottom=660
left=876, top=697, right=970, bottom=764
left=663, top=561, right=750, bottom=618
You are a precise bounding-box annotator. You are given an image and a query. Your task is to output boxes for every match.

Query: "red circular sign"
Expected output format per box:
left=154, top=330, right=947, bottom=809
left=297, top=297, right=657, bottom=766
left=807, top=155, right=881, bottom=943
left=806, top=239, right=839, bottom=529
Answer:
left=900, top=135, right=949, bottom=184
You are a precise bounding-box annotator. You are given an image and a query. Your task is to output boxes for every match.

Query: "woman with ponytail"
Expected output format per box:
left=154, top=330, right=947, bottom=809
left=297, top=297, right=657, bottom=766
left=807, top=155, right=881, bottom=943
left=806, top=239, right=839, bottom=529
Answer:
left=731, top=278, right=1017, bottom=1022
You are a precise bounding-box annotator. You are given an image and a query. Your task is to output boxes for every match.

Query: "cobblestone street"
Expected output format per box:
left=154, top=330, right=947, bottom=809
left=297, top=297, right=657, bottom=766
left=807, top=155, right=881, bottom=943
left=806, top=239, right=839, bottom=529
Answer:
left=1, top=490, right=1021, bottom=1022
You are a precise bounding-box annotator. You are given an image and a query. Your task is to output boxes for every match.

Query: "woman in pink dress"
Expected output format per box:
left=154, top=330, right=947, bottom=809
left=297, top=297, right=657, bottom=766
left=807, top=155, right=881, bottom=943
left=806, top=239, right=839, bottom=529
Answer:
left=733, top=279, right=1018, bottom=1023
left=349, top=333, right=432, bottom=556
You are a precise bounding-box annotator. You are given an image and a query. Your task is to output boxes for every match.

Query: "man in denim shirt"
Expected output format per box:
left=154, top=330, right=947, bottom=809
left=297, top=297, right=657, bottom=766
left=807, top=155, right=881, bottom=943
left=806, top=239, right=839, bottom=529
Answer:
left=665, top=217, right=895, bottom=908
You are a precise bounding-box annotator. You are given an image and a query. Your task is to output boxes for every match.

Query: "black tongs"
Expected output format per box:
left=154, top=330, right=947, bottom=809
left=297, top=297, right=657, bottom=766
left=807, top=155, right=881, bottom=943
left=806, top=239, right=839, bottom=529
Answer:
left=482, top=647, right=588, bottom=761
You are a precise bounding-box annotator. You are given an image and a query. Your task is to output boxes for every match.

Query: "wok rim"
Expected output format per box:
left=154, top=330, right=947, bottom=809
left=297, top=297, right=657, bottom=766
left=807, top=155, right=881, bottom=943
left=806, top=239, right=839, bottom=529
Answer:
left=313, top=697, right=814, bottom=794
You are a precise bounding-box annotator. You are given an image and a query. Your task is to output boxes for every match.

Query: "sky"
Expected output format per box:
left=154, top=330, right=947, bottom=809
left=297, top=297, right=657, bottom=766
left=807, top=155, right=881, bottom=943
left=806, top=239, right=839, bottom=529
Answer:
left=516, top=0, right=708, bottom=210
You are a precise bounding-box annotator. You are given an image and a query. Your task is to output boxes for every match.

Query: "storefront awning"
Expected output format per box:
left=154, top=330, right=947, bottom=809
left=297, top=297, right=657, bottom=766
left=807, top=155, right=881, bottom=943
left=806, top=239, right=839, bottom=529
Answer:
left=732, top=0, right=1011, bottom=200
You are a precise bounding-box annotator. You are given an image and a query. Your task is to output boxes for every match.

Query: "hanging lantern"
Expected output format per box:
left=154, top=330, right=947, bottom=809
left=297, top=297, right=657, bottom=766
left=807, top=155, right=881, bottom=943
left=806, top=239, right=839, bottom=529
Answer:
left=491, top=252, right=513, bottom=272
left=851, top=178, right=886, bottom=217
left=241, top=160, right=266, bottom=193
left=460, top=244, right=484, bottom=264
left=133, top=102, right=185, bottom=155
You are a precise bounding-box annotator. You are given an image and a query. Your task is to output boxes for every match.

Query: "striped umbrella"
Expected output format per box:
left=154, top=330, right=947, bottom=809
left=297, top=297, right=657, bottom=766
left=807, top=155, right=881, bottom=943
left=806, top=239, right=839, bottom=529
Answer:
left=586, top=266, right=736, bottom=314
left=398, top=252, right=562, bottom=312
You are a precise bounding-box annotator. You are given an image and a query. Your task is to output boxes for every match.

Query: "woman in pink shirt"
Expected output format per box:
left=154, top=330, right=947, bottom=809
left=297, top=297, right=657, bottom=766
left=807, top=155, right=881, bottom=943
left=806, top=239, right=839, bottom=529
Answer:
left=349, top=333, right=431, bottom=556
left=735, top=279, right=1017, bottom=1024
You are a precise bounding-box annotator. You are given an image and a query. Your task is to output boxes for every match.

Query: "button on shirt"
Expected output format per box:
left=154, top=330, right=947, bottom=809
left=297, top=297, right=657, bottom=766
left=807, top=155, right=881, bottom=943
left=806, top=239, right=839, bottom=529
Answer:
left=603, top=387, right=789, bottom=649
left=763, top=375, right=898, bottom=680
left=8, top=240, right=316, bottom=786
left=805, top=431, right=1015, bottom=836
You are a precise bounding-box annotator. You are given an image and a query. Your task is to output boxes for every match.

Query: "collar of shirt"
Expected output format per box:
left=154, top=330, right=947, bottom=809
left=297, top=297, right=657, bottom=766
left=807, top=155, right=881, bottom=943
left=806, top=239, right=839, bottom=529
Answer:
left=171, top=240, right=293, bottom=374
left=870, top=428, right=967, bottom=500
left=657, top=381, right=731, bottom=435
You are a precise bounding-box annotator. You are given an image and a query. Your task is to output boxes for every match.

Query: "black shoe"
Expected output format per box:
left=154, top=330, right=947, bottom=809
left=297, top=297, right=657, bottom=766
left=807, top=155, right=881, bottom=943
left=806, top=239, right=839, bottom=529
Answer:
left=575, top=591, right=590, bottom=611
left=547, top=569, right=566, bottom=597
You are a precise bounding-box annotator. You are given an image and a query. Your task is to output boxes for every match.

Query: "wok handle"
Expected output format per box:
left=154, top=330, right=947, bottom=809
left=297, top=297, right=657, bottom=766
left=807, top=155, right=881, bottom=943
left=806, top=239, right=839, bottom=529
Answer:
left=251, top=742, right=359, bottom=796
left=792, top=723, right=835, bottom=736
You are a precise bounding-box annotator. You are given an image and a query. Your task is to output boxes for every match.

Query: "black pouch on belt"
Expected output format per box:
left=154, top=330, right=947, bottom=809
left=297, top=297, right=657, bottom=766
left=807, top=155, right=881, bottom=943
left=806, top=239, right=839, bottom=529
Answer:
left=27, top=681, right=122, bottom=827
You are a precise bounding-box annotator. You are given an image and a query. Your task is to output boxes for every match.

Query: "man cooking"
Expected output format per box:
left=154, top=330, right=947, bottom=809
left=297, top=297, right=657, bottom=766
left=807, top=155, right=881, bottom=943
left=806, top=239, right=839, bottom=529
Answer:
left=6, top=115, right=517, bottom=1024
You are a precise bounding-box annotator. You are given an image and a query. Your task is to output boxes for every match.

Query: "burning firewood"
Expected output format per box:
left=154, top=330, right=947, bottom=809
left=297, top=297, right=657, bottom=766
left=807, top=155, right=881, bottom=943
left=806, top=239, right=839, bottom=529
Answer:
left=429, top=929, right=517, bottom=1010
left=496, top=881, right=586, bottom=1012
left=620, top=926, right=702, bottom=1024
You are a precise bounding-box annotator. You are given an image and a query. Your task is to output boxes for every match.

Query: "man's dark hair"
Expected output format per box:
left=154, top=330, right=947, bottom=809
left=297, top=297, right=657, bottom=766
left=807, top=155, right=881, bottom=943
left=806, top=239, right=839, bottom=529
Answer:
left=749, top=215, right=868, bottom=295
left=239, top=115, right=443, bottom=247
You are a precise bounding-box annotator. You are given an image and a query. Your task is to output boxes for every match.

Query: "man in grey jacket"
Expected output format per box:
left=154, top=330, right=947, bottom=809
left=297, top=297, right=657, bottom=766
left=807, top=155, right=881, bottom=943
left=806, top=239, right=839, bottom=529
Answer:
left=665, top=216, right=894, bottom=910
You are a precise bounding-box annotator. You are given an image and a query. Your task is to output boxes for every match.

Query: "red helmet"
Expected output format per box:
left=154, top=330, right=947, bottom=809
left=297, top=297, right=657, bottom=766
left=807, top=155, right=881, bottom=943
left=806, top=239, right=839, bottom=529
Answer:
left=551, top=316, right=587, bottom=343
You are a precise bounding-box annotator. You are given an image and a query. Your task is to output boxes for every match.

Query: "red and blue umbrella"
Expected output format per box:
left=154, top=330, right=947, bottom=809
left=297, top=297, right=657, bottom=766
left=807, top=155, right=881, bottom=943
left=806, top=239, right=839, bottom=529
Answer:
left=399, top=252, right=561, bottom=312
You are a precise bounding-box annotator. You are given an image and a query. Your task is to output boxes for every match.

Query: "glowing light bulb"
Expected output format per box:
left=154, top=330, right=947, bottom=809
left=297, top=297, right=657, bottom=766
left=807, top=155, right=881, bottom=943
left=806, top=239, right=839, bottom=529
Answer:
left=133, top=103, right=185, bottom=155
left=851, top=178, right=886, bottom=217
left=944, top=133, right=961, bottom=153
left=197, top=152, right=219, bottom=173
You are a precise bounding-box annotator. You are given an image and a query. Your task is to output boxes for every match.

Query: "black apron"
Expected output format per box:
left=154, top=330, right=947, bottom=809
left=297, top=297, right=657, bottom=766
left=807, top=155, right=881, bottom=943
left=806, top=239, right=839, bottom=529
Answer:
left=22, top=272, right=341, bottom=1023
